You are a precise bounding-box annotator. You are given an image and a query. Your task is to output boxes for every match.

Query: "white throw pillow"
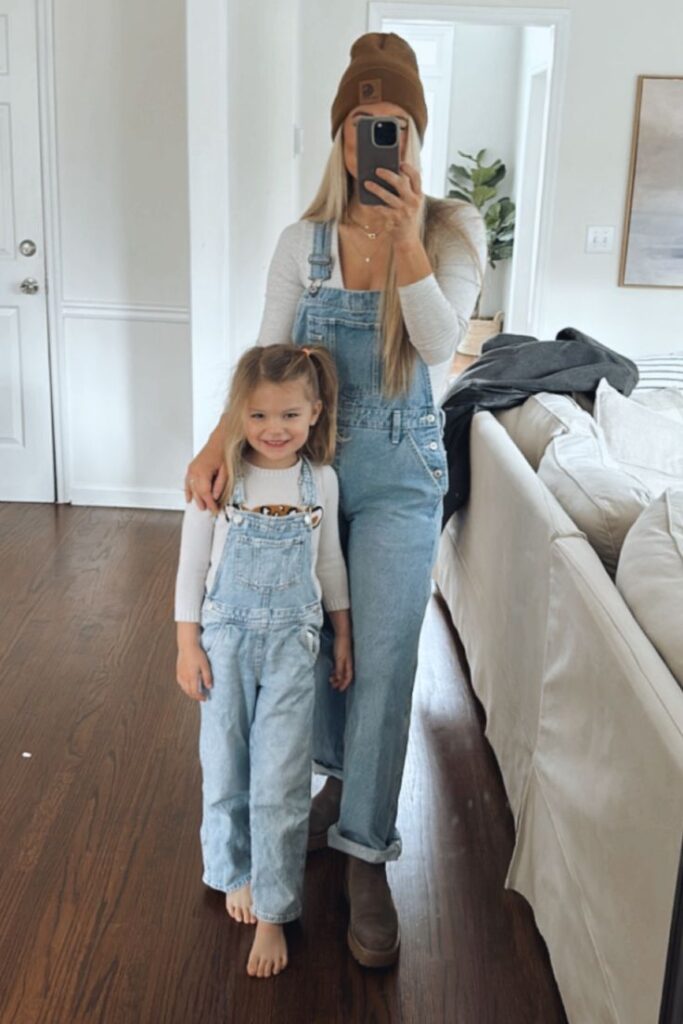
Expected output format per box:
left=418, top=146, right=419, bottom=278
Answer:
left=616, top=489, right=683, bottom=686
left=496, top=392, right=596, bottom=470
left=538, top=432, right=655, bottom=576
left=594, top=378, right=683, bottom=480
left=631, top=387, right=683, bottom=424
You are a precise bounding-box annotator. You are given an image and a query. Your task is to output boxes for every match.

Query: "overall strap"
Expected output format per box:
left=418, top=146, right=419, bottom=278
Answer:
left=299, top=456, right=318, bottom=507
left=307, top=221, right=333, bottom=295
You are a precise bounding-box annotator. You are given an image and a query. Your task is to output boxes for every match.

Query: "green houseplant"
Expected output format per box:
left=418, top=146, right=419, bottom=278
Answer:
left=447, top=149, right=516, bottom=352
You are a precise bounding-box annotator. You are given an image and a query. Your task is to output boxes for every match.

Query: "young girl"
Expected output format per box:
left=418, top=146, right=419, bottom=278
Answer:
left=175, top=343, right=352, bottom=979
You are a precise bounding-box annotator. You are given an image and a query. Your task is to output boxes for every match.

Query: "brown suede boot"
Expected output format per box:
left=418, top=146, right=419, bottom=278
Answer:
left=344, top=856, right=400, bottom=967
left=307, top=776, right=342, bottom=851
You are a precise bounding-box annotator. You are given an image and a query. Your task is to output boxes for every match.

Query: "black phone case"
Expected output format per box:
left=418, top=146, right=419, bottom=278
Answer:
left=356, top=118, right=400, bottom=206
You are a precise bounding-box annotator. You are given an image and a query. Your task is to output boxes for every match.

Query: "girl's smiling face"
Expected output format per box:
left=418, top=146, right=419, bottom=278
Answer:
left=243, top=378, right=322, bottom=469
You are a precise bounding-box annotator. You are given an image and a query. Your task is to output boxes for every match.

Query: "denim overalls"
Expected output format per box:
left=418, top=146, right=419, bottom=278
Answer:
left=198, top=456, right=323, bottom=923
left=291, top=220, right=449, bottom=863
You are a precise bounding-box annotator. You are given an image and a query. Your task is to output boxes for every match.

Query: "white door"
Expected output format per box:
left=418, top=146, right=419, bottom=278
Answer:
left=0, top=0, right=54, bottom=501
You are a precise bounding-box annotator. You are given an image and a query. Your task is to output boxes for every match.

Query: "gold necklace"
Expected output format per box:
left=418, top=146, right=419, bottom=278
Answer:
left=340, top=223, right=388, bottom=264
left=347, top=213, right=384, bottom=240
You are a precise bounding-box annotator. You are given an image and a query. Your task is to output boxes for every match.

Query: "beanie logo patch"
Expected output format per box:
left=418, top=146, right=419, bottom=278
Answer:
left=359, top=79, right=382, bottom=103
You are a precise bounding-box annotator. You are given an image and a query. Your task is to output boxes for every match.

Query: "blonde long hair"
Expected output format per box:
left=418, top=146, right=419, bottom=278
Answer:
left=218, top=344, right=338, bottom=507
left=301, top=118, right=484, bottom=397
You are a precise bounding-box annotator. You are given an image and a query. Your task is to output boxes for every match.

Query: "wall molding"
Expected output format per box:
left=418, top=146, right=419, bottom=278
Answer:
left=69, top=485, right=186, bottom=511
left=62, top=300, right=190, bottom=323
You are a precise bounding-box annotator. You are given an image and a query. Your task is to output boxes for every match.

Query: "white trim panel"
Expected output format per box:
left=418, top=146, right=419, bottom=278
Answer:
left=62, top=301, right=190, bottom=323
left=69, top=486, right=186, bottom=510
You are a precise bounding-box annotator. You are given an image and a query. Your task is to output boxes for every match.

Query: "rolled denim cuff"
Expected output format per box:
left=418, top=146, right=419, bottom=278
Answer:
left=252, top=905, right=302, bottom=925
left=312, top=759, right=344, bottom=781
left=326, top=823, right=402, bottom=863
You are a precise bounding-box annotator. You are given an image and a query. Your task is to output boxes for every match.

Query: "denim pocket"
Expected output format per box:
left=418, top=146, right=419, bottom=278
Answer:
left=234, top=535, right=306, bottom=592
left=405, top=429, right=449, bottom=497
left=298, top=623, right=321, bottom=659
left=200, top=618, right=224, bottom=656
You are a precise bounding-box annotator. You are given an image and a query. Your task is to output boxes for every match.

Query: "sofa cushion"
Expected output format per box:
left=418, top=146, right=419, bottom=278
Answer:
left=595, top=378, right=683, bottom=484
left=631, top=387, right=683, bottom=423
left=538, top=432, right=659, bottom=576
left=495, top=393, right=596, bottom=470
left=616, top=489, right=683, bottom=685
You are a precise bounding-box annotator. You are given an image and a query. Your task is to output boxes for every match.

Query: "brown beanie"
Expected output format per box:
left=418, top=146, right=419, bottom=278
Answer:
left=331, top=33, right=428, bottom=142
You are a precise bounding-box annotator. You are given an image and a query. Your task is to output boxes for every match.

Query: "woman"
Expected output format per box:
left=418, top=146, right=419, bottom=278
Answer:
left=186, top=32, right=486, bottom=968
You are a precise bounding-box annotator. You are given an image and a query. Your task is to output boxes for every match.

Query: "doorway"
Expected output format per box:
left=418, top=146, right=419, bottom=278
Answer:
left=369, top=3, right=569, bottom=336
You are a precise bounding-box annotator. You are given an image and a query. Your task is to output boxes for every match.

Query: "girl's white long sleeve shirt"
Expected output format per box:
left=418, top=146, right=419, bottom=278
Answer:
left=175, top=460, right=349, bottom=622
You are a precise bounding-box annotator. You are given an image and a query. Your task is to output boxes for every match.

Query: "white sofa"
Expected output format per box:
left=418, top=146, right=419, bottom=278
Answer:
left=434, top=391, right=683, bottom=1024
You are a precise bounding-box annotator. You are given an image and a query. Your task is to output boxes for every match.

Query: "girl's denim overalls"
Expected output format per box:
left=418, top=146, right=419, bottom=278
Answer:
left=198, top=456, right=323, bottom=923
left=292, top=220, right=448, bottom=863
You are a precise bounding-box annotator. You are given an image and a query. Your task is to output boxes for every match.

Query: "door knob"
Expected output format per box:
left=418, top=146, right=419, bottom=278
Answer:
left=20, top=278, right=40, bottom=294
left=19, top=239, right=37, bottom=257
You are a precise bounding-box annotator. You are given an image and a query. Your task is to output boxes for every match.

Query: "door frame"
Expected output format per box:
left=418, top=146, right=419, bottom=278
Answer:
left=35, top=0, right=67, bottom=501
left=369, top=3, right=571, bottom=337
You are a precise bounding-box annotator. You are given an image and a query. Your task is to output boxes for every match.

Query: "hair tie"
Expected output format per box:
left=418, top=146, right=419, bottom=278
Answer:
left=302, top=347, right=312, bottom=357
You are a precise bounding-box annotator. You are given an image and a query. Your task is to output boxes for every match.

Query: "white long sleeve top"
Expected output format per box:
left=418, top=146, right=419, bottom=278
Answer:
left=257, top=209, right=487, bottom=400
left=175, top=460, right=349, bottom=622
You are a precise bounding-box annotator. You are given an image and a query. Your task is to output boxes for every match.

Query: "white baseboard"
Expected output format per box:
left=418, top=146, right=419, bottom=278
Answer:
left=69, top=487, right=186, bottom=511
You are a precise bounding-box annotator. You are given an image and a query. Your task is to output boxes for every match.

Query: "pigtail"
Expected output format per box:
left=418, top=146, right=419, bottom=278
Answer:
left=300, top=345, right=338, bottom=465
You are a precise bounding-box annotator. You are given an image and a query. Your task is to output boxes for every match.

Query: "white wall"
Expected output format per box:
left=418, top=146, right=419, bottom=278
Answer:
left=54, top=0, right=191, bottom=508
left=185, top=0, right=301, bottom=458
left=296, top=0, right=683, bottom=354
left=227, top=0, right=300, bottom=354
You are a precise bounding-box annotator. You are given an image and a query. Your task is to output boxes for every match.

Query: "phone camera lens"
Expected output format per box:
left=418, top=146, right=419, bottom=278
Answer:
left=373, top=120, right=397, bottom=147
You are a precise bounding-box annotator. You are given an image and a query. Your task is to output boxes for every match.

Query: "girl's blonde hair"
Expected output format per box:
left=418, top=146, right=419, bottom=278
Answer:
left=301, top=117, right=485, bottom=397
left=218, top=343, right=338, bottom=507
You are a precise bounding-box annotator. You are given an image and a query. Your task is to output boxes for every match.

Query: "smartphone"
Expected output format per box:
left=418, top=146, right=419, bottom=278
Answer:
left=356, top=117, right=401, bottom=206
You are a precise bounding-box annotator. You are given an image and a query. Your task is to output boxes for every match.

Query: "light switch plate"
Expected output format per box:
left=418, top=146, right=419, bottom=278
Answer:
left=586, top=226, right=615, bottom=253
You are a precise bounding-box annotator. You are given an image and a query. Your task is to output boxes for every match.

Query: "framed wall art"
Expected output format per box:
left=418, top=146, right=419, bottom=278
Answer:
left=620, top=75, right=683, bottom=288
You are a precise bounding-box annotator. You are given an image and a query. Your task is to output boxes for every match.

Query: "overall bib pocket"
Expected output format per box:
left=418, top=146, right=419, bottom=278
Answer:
left=234, top=534, right=307, bottom=592
left=307, top=313, right=381, bottom=398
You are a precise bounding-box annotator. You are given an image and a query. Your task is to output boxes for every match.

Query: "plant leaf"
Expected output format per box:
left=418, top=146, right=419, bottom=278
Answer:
left=471, top=184, right=497, bottom=208
left=447, top=189, right=475, bottom=203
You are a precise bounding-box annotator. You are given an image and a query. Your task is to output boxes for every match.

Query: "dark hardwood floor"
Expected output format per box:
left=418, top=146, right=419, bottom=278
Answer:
left=0, top=503, right=567, bottom=1024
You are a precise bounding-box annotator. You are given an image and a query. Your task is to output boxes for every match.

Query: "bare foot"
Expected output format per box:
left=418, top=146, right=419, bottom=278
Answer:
left=225, top=883, right=256, bottom=924
left=246, top=921, right=288, bottom=978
